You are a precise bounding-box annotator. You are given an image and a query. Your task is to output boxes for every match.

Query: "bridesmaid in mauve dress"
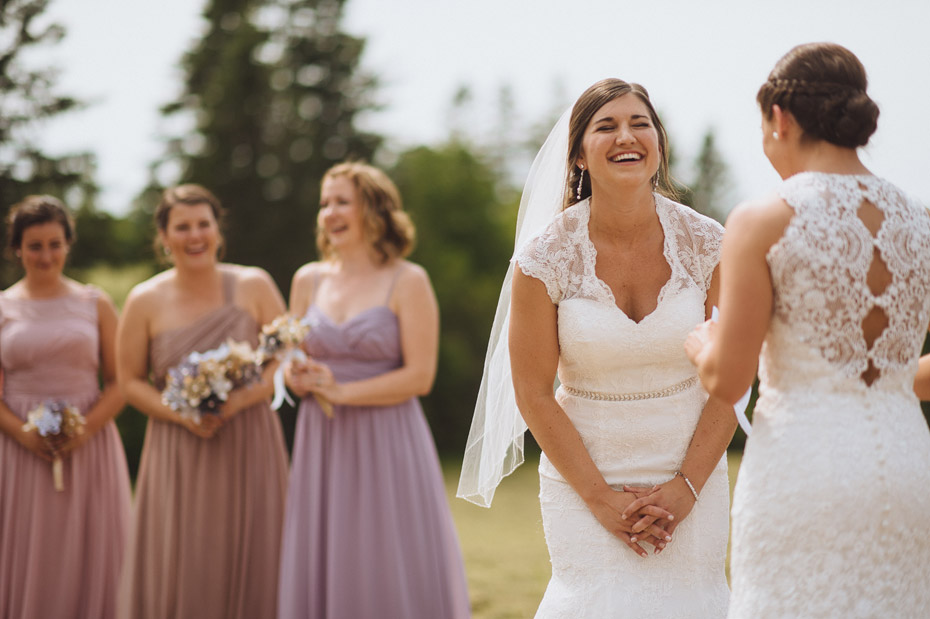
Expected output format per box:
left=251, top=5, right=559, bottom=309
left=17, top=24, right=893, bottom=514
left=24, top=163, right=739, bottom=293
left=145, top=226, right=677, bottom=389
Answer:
left=278, top=162, right=470, bottom=618
left=116, top=184, right=289, bottom=619
left=0, top=195, right=131, bottom=618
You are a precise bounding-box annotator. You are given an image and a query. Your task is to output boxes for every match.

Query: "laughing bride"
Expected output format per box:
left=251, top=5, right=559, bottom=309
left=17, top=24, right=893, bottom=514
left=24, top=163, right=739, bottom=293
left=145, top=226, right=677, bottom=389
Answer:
left=458, top=78, right=736, bottom=618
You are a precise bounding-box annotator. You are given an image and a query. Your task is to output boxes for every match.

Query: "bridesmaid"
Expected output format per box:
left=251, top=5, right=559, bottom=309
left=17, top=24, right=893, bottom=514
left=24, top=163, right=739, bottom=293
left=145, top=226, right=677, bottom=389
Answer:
left=277, top=162, right=470, bottom=618
left=0, top=196, right=131, bottom=618
left=116, top=184, right=289, bottom=619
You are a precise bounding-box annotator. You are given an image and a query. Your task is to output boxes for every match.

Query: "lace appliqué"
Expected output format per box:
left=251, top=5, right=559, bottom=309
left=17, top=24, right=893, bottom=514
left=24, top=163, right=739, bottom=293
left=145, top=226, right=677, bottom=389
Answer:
left=513, top=196, right=723, bottom=305
left=767, top=173, right=930, bottom=385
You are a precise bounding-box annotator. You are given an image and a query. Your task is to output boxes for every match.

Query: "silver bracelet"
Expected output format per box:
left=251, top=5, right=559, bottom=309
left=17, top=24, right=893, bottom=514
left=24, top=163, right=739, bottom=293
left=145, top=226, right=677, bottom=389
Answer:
left=676, top=470, right=699, bottom=502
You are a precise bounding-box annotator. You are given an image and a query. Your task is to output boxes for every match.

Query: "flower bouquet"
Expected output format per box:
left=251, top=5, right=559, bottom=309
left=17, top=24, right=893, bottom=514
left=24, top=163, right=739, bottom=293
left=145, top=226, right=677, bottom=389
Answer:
left=258, top=314, right=333, bottom=417
left=21, top=400, right=86, bottom=491
left=161, top=339, right=261, bottom=424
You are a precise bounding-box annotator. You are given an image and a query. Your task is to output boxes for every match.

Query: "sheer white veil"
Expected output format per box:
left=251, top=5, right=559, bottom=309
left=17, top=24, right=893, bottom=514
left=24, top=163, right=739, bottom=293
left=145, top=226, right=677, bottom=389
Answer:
left=456, top=107, right=573, bottom=507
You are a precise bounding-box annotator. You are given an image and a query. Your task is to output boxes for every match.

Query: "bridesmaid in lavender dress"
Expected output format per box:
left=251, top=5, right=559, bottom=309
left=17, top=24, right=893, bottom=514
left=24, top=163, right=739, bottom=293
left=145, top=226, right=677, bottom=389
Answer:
left=116, top=184, right=289, bottom=619
left=0, top=196, right=131, bottom=618
left=278, top=162, right=470, bottom=618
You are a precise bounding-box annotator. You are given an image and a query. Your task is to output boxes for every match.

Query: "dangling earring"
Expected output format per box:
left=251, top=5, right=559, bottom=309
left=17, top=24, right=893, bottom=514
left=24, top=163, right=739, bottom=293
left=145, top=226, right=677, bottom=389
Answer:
left=772, top=131, right=779, bottom=140
left=576, top=166, right=585, bottom=201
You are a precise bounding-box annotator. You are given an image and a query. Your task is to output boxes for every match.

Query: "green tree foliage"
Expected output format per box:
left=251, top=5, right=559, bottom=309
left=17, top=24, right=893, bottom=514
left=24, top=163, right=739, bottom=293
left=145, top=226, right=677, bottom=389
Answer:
left=148, top=0, right=380, bottom=292
left=675, top=128, right=730, bottom=223
left=391, top=142, right=517, bottom=453
left=0, top=0, right=97, bottom=285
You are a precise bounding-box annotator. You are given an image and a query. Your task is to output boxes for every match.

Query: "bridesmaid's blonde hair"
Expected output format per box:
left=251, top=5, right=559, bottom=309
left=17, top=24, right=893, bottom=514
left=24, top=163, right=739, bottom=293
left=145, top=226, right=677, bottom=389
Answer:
left=317, top=162, right=415, bottom=264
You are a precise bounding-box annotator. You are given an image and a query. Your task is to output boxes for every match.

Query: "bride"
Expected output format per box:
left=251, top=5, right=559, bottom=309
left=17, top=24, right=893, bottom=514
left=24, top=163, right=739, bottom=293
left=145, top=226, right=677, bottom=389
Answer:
left=459, top=78, right=735, bottom=617
left=687, top=43, right=930, bottom=617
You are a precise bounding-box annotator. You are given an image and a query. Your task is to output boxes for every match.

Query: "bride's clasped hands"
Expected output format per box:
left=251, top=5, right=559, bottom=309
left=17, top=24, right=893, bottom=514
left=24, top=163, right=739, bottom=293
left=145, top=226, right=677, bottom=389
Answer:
left=585, top=485, right=677, bottom=557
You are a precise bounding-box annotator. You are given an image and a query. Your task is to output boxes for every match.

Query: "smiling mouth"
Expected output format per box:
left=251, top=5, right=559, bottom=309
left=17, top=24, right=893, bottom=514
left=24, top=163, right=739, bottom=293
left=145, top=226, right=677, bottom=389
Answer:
left=610, top=153, right=643, bottom=162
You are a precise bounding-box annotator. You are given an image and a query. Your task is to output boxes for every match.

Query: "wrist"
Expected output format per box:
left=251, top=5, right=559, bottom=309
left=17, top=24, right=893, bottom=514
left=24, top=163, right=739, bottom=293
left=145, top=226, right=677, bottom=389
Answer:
left=578, top=479, right=613, bottom=506
left=675, top=470, right=699, bottom=503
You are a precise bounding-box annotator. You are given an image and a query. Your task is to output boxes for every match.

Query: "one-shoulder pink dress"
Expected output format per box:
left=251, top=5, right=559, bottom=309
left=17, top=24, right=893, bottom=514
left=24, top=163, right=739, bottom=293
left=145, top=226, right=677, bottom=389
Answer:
left=0, top=286, right=132, bottom=619
left=118, top=271, right=289, bottom=619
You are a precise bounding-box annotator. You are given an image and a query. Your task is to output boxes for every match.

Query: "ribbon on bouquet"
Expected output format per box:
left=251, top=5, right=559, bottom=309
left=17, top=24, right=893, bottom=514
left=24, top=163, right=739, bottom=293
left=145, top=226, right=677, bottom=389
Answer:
left=270, top=349, right=333, bottom=417
left=711, top=306, right=753, bottom=436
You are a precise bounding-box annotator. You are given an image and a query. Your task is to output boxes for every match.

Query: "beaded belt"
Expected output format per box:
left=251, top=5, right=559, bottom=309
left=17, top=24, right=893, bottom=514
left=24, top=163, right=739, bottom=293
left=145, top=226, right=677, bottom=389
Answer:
left=562, top=376, right=698, bottom=402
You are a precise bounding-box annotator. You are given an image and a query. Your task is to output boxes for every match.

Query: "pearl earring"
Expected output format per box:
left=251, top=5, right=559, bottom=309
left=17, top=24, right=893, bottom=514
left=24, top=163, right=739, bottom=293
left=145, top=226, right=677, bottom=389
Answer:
left=576, top=166, right=585, bottom=201
left=772, top=131, right=779, bottom=140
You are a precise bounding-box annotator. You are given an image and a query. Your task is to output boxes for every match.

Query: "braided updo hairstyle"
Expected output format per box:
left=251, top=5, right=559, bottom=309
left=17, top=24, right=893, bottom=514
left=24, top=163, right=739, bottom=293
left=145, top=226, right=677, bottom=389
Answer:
left=757, top=43, right=879, bottom=148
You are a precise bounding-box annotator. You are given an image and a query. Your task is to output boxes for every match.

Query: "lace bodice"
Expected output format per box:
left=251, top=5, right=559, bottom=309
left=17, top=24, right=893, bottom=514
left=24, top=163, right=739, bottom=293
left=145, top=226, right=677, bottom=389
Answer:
left=516, top=195, right=722, bottom=308
left=729, top=173, right=930, bottom=618
left=515, top=196, right=730, bottom=618
left=764, top=173, right=930, bottom=393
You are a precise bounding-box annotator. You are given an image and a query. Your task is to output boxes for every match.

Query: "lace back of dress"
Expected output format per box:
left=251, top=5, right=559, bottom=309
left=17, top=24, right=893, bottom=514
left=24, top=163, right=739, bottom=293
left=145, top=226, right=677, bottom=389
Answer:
left=858, top=188, right=891, bottom=386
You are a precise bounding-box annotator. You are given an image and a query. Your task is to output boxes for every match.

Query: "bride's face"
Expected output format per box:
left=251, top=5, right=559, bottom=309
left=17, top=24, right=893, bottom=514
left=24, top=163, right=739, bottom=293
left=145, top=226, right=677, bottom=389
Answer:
left=577, top=94, right=660, bottom=193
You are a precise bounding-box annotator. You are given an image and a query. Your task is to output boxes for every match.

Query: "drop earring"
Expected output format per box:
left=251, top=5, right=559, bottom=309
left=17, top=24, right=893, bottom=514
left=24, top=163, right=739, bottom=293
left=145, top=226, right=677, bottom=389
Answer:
left=576, top=166, right=585, bottom=201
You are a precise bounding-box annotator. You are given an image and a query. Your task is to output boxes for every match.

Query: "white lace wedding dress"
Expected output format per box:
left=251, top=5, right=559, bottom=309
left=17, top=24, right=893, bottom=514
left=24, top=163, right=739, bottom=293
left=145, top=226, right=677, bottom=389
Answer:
left=516, top=195, right=730, bottom=618
left=728, top=173, right=930, bottom=618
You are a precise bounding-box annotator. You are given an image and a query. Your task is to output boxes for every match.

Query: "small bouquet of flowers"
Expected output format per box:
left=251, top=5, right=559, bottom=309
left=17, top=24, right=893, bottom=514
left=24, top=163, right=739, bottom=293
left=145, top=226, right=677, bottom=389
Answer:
left=258, top=314, right=333, bottom=417
left=21, top=400, right=86, bottom=491
left=161, top=339, right=261, bottom=424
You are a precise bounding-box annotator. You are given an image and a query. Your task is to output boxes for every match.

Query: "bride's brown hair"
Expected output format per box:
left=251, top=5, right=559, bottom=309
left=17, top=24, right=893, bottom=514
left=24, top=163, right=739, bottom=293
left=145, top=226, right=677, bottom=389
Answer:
left=565, top=78, right=678, bottom=209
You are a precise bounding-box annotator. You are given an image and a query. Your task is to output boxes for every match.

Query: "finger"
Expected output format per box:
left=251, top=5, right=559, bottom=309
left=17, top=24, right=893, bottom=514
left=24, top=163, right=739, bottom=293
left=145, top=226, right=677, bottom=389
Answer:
left=647, top=523, right=673, bottom=542
left=635, top=505, right=675, bottom=522
left=617, top=531, right=649, bottom=558
left=630, top=514, right=659, bottom=534
left=622, top=484, right=659, bottom=495
left=621, top=494, right=662, bottom=520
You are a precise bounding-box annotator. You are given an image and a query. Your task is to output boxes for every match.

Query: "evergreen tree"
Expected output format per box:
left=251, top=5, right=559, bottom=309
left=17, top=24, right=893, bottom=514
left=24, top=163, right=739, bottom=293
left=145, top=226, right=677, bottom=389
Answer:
left=151, top=0, right=380, bottom=291
left=687, top=129, right=730, bottom=222
left=0, top=0, right=97, bottom=284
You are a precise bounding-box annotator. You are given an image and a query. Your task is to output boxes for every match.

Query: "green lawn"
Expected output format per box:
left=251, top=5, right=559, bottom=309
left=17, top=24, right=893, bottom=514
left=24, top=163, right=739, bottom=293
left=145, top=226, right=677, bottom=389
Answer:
left=443, top=451, right=742, bottom=618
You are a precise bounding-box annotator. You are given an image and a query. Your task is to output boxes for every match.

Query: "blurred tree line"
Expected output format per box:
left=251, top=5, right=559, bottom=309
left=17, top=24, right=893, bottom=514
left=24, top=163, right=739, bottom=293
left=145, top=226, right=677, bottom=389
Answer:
left=5, top=0, right=927, bottom=477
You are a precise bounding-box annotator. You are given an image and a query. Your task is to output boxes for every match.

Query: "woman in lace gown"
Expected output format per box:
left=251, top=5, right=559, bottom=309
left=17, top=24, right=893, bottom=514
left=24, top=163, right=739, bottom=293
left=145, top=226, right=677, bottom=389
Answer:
left=461, top=80, right=735, bottom=618
left=0, top=196, right=131, bottom=618
left=687, top=43, right=930, bottom=617
left=277, top=163, right=469, bottom=618
left=116, top=185, right=289, bottom=618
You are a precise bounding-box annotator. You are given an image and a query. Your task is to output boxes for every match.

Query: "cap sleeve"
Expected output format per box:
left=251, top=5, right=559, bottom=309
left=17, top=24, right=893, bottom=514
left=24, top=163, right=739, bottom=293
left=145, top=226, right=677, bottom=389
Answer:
left=666, top=199, right=724, bottom=293
left=513, top=229, right=564, bottom=305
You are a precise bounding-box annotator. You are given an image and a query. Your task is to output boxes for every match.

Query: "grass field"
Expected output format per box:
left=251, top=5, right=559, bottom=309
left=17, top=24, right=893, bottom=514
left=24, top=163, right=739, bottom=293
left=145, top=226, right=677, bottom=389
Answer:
left=443, top=451, right=742, bottom=618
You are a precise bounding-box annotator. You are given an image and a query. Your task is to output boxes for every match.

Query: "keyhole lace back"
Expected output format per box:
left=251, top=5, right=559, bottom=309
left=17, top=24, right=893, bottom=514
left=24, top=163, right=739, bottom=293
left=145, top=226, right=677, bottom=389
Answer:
left=729, top=173, right=930, bottom=618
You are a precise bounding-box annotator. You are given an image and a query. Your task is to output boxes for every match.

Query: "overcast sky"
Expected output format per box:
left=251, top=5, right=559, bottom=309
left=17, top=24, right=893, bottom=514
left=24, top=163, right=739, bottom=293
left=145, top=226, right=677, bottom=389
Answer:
left=32, top=0, right=930, bottom=215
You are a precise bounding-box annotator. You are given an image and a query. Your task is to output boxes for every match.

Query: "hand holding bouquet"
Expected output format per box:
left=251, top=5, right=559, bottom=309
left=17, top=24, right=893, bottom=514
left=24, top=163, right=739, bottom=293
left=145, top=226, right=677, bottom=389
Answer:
left=258, top=314, right=333, bottom=417
left=161, top=339, right=261, bottom=425
left=21, top=400, right=86, bottom=491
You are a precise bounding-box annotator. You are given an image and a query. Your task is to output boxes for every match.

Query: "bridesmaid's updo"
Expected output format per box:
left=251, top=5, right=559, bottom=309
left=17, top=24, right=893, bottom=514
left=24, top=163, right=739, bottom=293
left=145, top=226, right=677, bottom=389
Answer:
left=6, top=195, right=75, bottom=254
left=318, top=162, right=415, bottom=264
left=757, top=43, right=879, bottom=148
left=154, top=184, right=226, bottom=259
left=566, top=78, right=677, bottom=209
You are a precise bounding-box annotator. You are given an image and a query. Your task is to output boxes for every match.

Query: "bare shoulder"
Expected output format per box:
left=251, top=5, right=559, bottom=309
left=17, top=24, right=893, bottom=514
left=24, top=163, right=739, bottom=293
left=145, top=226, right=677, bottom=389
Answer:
left=395, top=260, right=432, bottom=291
left=726, top=193, right=795, bottom=249
left=123, top=270, right=173, bottom=313
left=390, top=261, right=434, bottom=311
left=226, top=263, right=277, bottom=292
left=291, top=260, right=328, bottom=288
